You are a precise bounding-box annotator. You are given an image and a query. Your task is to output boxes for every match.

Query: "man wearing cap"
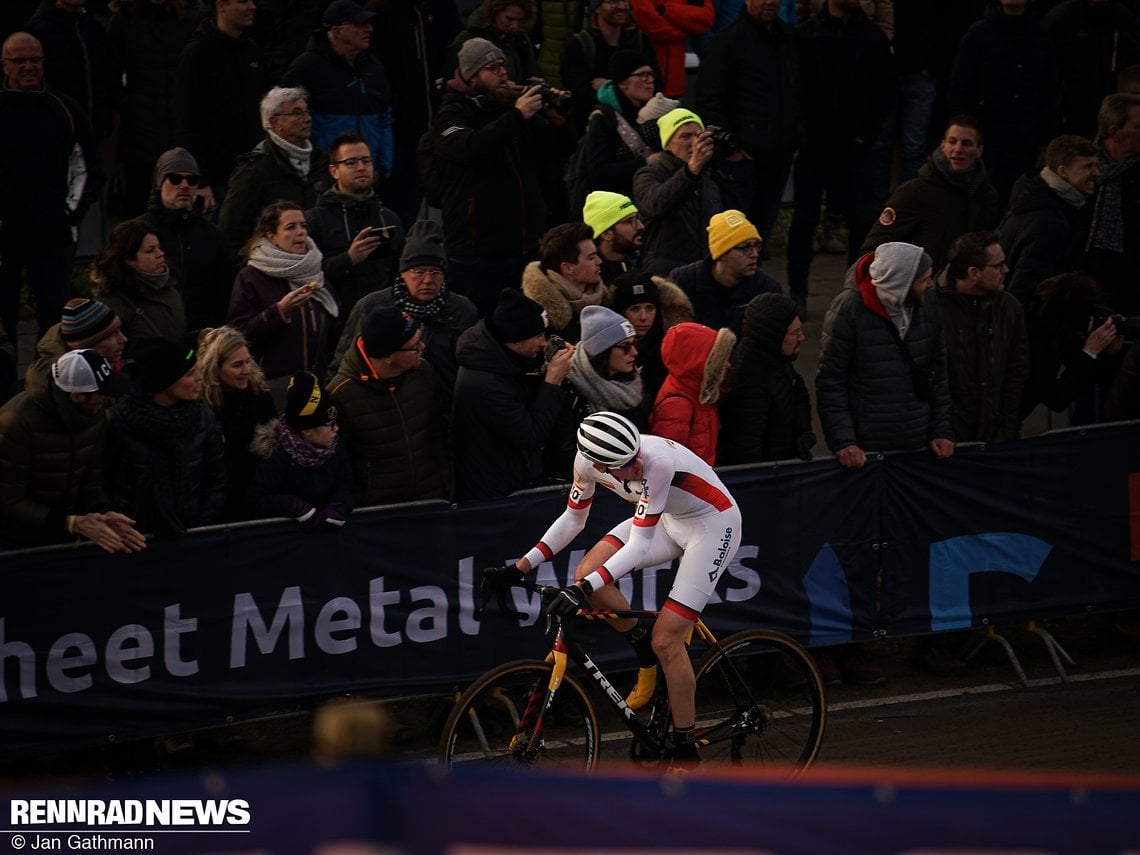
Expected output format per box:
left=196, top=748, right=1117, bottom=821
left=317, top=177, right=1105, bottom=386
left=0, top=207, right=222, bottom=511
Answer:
left=329, top=220, right=478, bottom=393
left=521, top=222, right=605, bottom=342
left=584, top=190, right=644, bottom=284
left=174, top=0, right=267, bottom=213
left=668, top=209, right=782, bottom=336
left=106, top=338, right=226, bottom=540
left=560, top=0, right=660, bottom=134
left=433, top=37, right=574, bottom=318
left=139, top=147, right=236, bottom=331
left=328, top=306, right=451, bottom=505
left=0, top=349, right=146, bottom=552
left=632, top=107, right=722, bottom=275
left=817, top=241, right=955, bottom=469
left=282, top=0, right=393, bottom=176
left=695, top=0, right=802, bottom=246
left=220, top=86, right=331, bottom=253
left=0, top=31, right=102, bottom=339
left=35, top=297, right=128, bottom=367
left=452, top=288, right=575, bottom=500
left=305, top=131, right=405, bottom=317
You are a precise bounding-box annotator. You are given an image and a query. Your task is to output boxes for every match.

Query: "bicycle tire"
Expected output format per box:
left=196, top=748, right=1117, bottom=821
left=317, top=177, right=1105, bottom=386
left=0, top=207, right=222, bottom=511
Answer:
left=439, top=659, right=601, bottom=771
left=692, top=629, right=826, bottom=774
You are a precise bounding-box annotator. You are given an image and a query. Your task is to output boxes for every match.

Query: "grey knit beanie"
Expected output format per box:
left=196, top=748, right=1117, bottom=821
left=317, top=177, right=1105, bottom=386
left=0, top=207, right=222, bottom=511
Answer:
left=458, top=38, right=506, bottom=81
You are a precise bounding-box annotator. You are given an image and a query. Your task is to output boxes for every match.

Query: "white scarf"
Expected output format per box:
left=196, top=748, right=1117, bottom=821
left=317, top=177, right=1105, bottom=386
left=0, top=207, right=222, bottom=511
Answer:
left=247, top=236, right=338, bottom=318
left=268, top=130, right=313, bottom=180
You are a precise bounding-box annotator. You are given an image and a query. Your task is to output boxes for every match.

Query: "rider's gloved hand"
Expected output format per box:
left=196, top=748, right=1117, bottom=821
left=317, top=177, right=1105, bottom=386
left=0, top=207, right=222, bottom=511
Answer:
left=546, top=583, right=587, bottom=618
left=482, top=564, right=524, bottom=599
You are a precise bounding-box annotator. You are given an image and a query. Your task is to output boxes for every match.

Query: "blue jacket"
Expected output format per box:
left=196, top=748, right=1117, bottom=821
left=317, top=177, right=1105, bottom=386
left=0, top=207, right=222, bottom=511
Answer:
left=282, top=33, right=394, bottom=176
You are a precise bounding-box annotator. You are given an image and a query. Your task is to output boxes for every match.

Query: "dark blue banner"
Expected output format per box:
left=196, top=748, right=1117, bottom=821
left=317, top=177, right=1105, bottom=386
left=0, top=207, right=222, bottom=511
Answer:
left=1, top=423, right=1138, bottom=757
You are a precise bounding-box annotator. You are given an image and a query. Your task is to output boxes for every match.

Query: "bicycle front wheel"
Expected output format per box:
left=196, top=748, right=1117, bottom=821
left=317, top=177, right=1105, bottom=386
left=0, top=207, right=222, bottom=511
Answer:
left=439, top=659, right=601, bottom=771
left=693, top=629, right=826, bottom=774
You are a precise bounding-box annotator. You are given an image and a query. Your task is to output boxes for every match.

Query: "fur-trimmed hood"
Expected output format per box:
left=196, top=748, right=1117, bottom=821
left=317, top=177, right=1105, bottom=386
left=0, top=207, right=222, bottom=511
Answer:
left=520, top=261, right=604, bottom=333
left=249, top=419, right=279, bottom=461
left=660, top=322, right=736, bottom=405
left=604, top=274, right=695, bottom=331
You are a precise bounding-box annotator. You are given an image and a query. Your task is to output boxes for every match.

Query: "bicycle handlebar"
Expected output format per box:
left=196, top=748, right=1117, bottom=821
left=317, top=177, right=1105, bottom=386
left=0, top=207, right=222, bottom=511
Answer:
left=479, top=569, right=559, bottom=620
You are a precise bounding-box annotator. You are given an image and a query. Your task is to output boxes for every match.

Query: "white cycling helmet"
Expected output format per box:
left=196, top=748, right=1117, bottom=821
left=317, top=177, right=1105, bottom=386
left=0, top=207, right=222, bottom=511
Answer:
left=577, top=411, right=640, bottom=467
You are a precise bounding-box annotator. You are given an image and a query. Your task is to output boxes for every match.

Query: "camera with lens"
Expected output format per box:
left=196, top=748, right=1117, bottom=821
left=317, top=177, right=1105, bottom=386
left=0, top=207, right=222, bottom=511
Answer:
left=525, top=78, right=571, bottom=113
left=544, top=334, right=568, bottom=361
left=705, top=124, right=739, bottom=157
left=1091, top=306, right=1140, bottom=340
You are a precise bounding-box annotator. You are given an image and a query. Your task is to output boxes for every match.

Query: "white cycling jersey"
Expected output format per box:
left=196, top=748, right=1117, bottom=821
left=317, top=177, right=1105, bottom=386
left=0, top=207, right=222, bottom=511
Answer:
left=521, top=435, right=742, bottom=617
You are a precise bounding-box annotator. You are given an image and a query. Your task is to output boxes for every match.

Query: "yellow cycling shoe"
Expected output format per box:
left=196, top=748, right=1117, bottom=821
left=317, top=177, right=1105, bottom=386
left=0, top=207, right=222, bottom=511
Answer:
left=625, top=666, right=657, bottom=711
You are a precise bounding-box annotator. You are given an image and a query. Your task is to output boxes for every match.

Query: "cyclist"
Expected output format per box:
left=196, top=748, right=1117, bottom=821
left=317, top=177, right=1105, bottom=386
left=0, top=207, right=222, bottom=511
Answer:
left=486, top=411, right=742, bottom=769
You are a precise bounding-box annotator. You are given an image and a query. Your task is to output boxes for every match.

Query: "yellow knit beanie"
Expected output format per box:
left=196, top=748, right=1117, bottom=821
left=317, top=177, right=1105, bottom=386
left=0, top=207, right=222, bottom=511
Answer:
left=707, top=209, right=761, bottom=260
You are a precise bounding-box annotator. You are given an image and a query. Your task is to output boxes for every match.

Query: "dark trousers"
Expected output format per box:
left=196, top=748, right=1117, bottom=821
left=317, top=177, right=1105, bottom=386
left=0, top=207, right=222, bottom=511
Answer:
left=0, top=239, right=76, bottom=339
left=717, top=155, right=794, bottom=247
left=787, top=142, right=875, bottom=301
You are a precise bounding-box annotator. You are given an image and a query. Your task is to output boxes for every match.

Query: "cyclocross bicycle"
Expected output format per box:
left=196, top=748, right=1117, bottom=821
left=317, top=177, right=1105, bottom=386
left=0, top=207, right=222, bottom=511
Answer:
left=438, top=577, right=827, bottom=773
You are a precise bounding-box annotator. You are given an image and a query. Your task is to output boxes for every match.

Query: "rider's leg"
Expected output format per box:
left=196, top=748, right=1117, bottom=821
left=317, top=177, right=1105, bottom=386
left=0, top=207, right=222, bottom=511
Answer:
left=653, top=604, right=698, bottom=731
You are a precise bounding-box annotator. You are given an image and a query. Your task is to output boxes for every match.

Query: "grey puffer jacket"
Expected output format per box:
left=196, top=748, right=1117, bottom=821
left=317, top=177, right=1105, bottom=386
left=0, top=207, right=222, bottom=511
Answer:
left=817, top=250, right=953, bottom=453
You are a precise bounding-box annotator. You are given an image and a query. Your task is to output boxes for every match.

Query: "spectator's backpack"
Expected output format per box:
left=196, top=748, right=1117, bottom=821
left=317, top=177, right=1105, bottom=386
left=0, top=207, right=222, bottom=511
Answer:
left=563, top=109, right=652, bottom=218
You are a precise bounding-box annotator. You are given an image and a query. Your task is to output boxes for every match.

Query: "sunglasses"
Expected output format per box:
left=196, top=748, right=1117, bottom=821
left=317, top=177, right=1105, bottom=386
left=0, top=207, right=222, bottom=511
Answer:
left=614, top=340, right=638, bottom=354
left=165, top=173, right=201, bottom=187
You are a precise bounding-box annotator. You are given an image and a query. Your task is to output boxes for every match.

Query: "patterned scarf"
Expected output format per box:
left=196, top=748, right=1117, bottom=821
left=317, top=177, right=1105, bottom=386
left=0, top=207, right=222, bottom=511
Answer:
left=247, top=236, right=339, bottom=317
left=393, top=280, right=450, bottom=320
left=1086, top=142, right=1140, bottom=254
left=276, top=416, right=338, bottom=468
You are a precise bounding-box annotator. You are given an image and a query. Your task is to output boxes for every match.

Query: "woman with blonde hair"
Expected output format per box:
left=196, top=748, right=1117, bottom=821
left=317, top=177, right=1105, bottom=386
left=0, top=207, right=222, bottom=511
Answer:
left=197, top=325, right=278, bottom=520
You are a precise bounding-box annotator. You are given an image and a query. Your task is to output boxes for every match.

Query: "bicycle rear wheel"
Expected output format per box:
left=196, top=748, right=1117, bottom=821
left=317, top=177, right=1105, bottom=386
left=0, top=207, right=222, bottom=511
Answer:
left=439, top=659, right=601, bottom=771
left=693, top=629, right=826, bottom=774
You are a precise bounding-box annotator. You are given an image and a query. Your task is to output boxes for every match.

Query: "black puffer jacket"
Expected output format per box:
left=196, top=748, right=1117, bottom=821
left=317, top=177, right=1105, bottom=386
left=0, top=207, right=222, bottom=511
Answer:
left=719, top=293, right=815, bottom=464
left=105, top=394, right=226, bottom=539
left=817, top=252, right=954, bottom=453
left=328, top=341, right=451, bottom=506
left=695, top=11, right=802, bottom=162
left=451, top=320, right=567, bottom=500
left=999, top=171, right=1082, bottom=302
left=0, top=360, right=109, bottom=546
left=247, top=421, right=355, bottom=521
left=304, top=188, right=405, bottom=315
left=935, top=280, right=1029, bottom=443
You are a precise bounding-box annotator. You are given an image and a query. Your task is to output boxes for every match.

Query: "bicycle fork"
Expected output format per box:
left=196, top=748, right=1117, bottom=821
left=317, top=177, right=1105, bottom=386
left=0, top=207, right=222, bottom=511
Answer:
left=508, top=634, right=572, bottom=758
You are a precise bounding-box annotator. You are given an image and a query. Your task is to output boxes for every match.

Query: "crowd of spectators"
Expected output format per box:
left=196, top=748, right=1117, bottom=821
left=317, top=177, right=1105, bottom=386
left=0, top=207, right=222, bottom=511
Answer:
left=1, top=0, right=1138, bottom=600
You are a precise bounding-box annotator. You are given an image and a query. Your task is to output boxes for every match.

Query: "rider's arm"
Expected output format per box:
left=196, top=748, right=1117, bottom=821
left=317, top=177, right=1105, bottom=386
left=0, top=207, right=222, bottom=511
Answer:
left=579, top=453, right=672, bottom=592
left=517, top=455, right=596, bottom=573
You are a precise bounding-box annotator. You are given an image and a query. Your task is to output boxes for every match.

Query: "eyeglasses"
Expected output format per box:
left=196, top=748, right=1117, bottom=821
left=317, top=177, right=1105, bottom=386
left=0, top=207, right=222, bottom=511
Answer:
left=164, top=172, right=201, bottom=187
left=407, top=267, right=445, bottom=279
left=482, top=60, right=508, bottom=73
left=333, top=156, right=373, bottom=168
left=627, top=70, right=655, bottom=81
left=615, top=214, right=642, bottom=227
left=614, top=340, right=638, bottom=354
left=2, top=56, right=44, bottom=66
left=397, top=337, right=426, bottom=353
left=981, top=261, right=1008, bottom=270
left=273, top=108, right=311, bottom=118
left=731, top=241, right=763, bottom=255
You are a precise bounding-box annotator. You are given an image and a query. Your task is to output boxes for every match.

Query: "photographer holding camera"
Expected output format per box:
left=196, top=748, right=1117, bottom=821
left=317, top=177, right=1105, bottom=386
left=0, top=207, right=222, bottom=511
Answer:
left=432, top=38, right=575, bottom=317
left=632, top=108, right=725, bottom=275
